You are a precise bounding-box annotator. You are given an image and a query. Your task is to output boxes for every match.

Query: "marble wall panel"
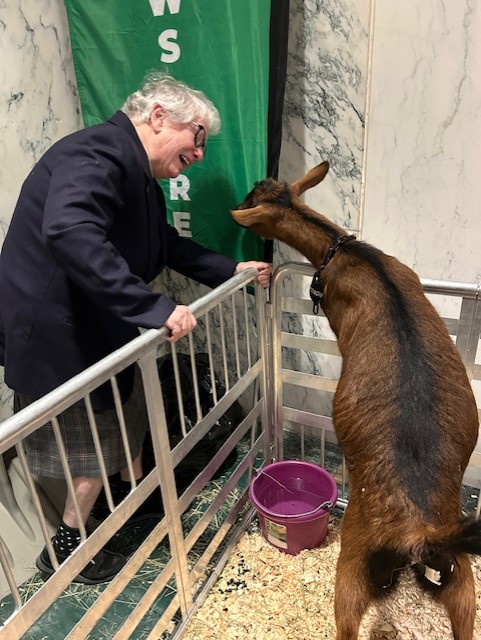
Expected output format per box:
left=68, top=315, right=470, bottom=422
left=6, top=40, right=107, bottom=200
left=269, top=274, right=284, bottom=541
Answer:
left=277, top=0, right=371, bottom=416
left=363, top=0, right=481, bottom=284
left=0, top=0, right=81, bottom=244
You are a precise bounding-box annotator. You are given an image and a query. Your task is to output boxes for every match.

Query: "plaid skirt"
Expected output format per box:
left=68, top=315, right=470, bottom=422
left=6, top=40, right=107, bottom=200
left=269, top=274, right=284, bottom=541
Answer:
left=14, top=369, right=149, bottom=479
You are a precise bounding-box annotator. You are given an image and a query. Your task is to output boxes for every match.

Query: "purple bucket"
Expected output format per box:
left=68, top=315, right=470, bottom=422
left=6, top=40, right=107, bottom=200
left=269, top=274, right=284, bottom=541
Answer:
left=249, top=460, right=338, bottom=555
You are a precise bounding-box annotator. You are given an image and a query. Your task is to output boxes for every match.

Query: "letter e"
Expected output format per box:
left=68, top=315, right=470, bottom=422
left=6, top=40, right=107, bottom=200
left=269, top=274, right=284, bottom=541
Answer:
left=172, top=211, right=192, bottom=237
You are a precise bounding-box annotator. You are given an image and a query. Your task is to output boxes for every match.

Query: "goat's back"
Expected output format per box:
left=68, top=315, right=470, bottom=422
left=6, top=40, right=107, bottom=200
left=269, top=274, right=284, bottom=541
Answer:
left=322, top=243, right=478, bottom=537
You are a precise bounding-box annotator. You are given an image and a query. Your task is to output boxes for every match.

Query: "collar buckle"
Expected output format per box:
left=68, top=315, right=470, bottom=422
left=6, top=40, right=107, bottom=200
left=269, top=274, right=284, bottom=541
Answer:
left=309, top=234, right=356, bottom=314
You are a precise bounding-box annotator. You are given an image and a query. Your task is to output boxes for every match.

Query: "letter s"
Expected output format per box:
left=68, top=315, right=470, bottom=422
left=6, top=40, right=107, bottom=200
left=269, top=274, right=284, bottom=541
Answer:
left=159, top=29, right=180, bottom=63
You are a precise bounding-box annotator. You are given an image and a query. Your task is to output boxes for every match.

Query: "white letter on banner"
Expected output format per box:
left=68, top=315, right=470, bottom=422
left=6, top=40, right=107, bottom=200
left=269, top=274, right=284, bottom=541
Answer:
left=149, top=0, right=181, bottom=16
left=159, top=29, right=180, bottom=63
left=172, top=211, right=192, bottom=237
left=169, top=174, right=191, bottom=201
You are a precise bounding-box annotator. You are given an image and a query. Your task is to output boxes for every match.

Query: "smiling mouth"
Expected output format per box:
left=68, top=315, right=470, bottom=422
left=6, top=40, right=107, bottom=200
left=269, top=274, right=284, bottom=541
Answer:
left=180, top=155, right=189, bottom=168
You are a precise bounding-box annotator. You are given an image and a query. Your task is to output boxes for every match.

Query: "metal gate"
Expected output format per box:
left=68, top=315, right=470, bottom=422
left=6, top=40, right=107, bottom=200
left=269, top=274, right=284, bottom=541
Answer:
left=0, top=267, right=269, bottom=639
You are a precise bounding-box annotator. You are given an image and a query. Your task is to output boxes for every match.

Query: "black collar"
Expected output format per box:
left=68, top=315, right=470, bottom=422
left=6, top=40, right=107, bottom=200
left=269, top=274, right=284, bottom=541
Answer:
left=309, top=234, right=356, bottom=314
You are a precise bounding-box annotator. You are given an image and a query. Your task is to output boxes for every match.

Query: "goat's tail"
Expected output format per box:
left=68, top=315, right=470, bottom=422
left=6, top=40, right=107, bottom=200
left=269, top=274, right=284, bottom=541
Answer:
left=397, top=517, right=481, bottom=596
left=367, top=517, right=481, bottom=597
left=424, top=516, right=481, bottom=559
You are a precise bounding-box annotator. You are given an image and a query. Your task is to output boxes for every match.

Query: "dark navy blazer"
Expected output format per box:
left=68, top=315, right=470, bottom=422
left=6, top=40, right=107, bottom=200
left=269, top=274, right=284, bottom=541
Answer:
left=0, top=111, right=237, bottom=408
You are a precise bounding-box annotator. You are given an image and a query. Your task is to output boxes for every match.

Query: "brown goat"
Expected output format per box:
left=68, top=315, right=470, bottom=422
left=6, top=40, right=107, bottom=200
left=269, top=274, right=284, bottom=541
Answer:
left=231, top=161, right=481, bottom=640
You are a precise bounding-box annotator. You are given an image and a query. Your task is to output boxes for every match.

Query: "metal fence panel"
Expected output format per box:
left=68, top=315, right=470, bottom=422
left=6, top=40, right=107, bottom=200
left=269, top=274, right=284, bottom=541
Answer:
left=0, top=268, right=268, bottom=639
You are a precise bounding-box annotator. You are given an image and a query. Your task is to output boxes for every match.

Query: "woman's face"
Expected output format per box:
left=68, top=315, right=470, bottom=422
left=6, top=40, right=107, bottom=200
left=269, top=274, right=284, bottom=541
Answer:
left=145, top=105, right=207, bottom=179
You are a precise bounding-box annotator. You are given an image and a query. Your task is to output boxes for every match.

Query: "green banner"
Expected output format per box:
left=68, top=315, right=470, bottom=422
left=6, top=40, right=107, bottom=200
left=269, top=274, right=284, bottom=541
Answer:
left=64, top=0, right=273, bottom=261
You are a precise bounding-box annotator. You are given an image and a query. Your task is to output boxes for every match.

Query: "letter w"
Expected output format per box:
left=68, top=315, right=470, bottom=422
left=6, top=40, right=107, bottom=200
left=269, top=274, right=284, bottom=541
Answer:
left=149, top=0, right=181, bottom=16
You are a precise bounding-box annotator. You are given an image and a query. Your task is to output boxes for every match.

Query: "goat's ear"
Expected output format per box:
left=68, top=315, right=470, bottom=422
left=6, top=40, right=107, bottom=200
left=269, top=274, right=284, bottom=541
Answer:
left=230, top=205, right=268, bottom=228
left=290, top=161, right=330, bottom=196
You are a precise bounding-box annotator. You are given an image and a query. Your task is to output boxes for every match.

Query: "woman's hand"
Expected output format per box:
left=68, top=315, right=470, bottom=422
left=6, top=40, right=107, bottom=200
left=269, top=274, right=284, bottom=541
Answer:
left=163, top=305, right=197, bottom=342
left=235, top=261, right=272, bottom=288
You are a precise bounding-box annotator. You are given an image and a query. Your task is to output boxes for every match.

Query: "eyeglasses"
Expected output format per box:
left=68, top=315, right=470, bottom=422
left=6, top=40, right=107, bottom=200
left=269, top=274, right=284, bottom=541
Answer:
left=189, top=122, right=207, bottom=151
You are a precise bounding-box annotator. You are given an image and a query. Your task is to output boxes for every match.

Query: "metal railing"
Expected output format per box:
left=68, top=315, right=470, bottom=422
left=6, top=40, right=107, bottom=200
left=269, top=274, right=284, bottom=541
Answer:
left=0, top=268, right=268, bottom=639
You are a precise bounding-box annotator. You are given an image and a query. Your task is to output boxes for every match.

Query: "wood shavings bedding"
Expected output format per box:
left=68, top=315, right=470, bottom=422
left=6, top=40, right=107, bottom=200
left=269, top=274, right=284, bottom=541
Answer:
left=182, top=515, right=481, bottom=640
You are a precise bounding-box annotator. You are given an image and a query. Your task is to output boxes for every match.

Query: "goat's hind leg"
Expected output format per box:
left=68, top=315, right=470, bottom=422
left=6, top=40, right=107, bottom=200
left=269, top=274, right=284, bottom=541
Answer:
left=335, top=541, right=407, bottom=640
left=414, top=552, right=475, bottom=640
left=334, top=545, right=372, bottom=640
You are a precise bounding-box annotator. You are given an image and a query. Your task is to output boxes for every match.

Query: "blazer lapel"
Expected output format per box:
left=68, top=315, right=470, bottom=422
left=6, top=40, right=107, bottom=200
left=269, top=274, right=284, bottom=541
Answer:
left=108, top=111, right=166, bottom=282
left=145, top=177, right=167, bottom=280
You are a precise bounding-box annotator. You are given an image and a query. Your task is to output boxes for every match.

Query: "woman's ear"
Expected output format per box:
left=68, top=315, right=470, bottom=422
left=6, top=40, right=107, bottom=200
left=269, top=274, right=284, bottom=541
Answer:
left=150, top=104, right=166, bottom=132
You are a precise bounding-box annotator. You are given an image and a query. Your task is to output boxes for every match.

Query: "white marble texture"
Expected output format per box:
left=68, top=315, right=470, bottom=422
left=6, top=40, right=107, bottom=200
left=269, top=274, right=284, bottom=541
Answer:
left=362, top=0, right=481, bottom=284
left=0, top=1, right=81, bottom=244
left=278, top=0, right=371, bottom=414
left=279, top=0, right=481, bottom=287
left=280, top=0, right=371, bottom=233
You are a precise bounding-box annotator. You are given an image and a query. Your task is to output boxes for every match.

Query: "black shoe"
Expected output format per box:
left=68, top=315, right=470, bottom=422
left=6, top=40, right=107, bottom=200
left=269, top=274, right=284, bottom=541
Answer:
left=36, top=542, right=126, bottom=585
left=91, top=479, right=164, bottom=525
left=128, top=487, right=164, bottom=524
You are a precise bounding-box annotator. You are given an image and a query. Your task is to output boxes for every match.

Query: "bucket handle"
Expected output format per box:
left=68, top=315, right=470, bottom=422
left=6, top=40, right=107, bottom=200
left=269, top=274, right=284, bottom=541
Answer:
left=251, top=468, right=336, bottom=519
left=275, top=499, right=334, bottom=519
left=255, top=498, right=334, bottom=520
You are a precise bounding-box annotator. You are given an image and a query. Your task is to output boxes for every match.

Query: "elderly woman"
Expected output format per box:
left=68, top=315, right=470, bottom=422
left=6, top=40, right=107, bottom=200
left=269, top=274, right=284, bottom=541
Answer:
left=0, top=72, right=271, bottom=583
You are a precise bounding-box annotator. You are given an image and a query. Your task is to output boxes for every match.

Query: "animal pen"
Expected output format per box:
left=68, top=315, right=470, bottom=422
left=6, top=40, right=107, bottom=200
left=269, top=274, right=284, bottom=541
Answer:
left=0, top=263, right=480, bottom=639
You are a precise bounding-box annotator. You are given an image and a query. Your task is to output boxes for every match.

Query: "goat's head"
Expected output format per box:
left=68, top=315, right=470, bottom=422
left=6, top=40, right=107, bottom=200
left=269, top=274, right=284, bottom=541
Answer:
left=231, top=161, right=330, bottom=239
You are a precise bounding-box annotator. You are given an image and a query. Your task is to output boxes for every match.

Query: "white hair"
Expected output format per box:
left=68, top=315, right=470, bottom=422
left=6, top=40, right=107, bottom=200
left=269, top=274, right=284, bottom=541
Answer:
left=121, top=71, right=221, bottom=134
